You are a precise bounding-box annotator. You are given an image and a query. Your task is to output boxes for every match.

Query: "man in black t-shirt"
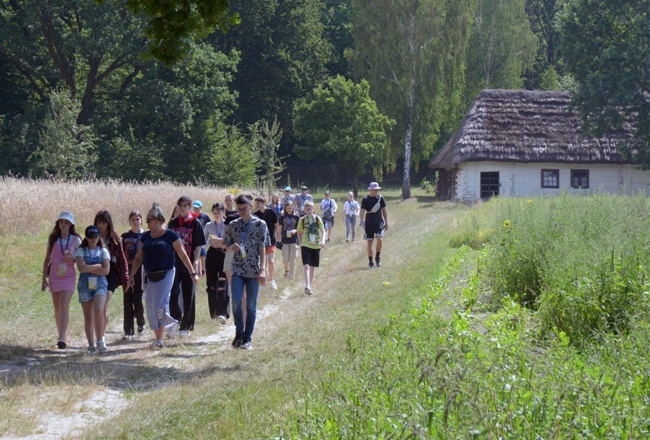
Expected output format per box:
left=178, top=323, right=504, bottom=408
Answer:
left=254, top=196, right=279, bottom=289
left=359, top=182, right=388, bottom=268
left=167, top=196, right=206, bottom=337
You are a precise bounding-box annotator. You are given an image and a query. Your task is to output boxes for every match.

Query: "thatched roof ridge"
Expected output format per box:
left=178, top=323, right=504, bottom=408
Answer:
left=430, top=89, right=634, bottom=170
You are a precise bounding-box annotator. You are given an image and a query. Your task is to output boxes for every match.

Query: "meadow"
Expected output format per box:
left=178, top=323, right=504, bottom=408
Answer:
left=1, top=179, right=649, bottom=438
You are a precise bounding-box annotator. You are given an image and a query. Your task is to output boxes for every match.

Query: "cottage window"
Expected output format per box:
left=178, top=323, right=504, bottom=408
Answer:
left=480, top=172, right=500, bottom=198
left=541, top=169, right=559, bottom=188
left=571, top=170, right=589, bottom=188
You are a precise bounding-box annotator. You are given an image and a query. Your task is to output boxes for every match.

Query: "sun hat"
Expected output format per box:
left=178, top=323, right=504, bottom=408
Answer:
left=368, top=182, right=381, bottom=190
left=284, top=186, right=292, bottom=191
left=192, top=200, right=203, bottom=209
left=324, top=190, right=331, bottom=195
left=56, top=211, right=76, bottom=226
left=85, top=225, right=100, bottom=238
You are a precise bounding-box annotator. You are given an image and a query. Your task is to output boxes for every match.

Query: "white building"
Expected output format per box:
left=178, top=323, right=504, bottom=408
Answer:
left=429, top=89, right=650, bottom=201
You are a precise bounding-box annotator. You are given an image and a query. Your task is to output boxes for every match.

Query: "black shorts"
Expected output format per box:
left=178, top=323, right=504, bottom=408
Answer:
left=106, top=269, right=119, bottom=292
left=301, top=246, right=320, bottom=267
left=364, top=222, right=384, bottom=240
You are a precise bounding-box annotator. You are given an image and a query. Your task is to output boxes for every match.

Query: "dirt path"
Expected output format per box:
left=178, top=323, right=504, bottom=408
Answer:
left=0, top=200, right=458, bottom=439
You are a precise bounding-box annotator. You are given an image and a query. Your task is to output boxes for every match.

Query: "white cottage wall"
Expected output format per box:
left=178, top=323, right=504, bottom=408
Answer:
left=456, top=162, right=650, bottom=201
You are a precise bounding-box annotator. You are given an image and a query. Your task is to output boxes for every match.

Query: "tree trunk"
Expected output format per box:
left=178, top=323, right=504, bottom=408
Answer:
left=352, top=171, right=359, bottom=199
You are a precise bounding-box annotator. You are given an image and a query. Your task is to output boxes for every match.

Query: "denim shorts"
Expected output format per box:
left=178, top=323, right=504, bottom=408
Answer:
left=78, top=286, right=108, bottom=303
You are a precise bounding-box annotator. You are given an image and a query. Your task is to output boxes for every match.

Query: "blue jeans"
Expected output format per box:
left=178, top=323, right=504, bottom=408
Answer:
left=231, top=274, right=260, bottom=342
left=345, top=215, right=357, bottom=241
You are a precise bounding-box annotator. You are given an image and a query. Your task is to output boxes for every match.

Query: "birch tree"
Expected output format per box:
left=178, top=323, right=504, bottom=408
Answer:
left=350, top=0, right=471, bottom=199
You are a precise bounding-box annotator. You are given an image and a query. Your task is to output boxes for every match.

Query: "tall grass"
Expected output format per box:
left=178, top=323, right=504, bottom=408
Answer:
left=0, top=177, right=240, bottom=235
left=450, top=193, right=650, bottom=343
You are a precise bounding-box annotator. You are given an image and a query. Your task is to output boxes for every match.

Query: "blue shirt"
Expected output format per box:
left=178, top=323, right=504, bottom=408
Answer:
left=141, top=229, right=180, bottom=272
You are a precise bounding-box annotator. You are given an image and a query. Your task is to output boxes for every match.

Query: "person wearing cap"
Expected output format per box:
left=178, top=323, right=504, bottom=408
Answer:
left=167, top=196, right=207, bottom=339
left=295, top=185, right=313, bottom=216
left=280, top=186, right=295, bottom=207
left=193, top=200, right=210, bottom=278
left=359, top=182, right=388, bottom=268
left=319, top=190, right=338, bottom=243
left=41, top=211, right=82, bottom=349
left=75, top=225, right=111, bottom=354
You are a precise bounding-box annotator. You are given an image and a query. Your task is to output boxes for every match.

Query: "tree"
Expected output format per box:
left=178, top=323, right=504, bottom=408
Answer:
left=250, top=116, right=285, bottom=199
left=30, top=88, right=97, bottom=179
left=560, top=0, right=650, bottom=165
left=117, top=0, right=239, bottom=65
left=350, top=0, right=471, bottom=199
left=465, top=0, right=537, bottom=97
left=293, top=75, right=395, bottom=196
left=210, top=0, right=332, bottom=157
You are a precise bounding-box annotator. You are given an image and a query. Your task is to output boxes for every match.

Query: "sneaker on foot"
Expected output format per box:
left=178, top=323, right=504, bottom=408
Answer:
left=346, top=239, right=349, bottom=243
left=96, top=340, right=108, bottom=354
left=284, top=270, right=289, bottom=278
left=376, top=259, right=382, bottom=268
left=137, top=326, right=145, bottom=334
left=304, top=287, right=312, bottom=295
left=217, top=315, right=227, bottom=326
left=166, top=323, right=179, bottom=338
left=271, top=279, right=278, bottom=290
left=369, top=261, right=374, bottom=268
left=123, top=335, right=135, bottom=341
left=232, top=333, right=243, bottom=348
left=240, top=340, right=252, bottom=350
left=56, top=340, right=67, bottom=349
left=87, top=345, right=96, bottom=354
left=152, top=339, right=164, bottom=348
left=179, top=330, right=191, bottom=339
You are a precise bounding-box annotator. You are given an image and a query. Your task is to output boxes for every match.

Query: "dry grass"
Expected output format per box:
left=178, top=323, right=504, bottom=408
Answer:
left=0, top=177, right=244, bottom=236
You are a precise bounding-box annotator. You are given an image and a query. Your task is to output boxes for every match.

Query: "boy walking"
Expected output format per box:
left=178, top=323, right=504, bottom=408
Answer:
left=359, top=182, right=388, bottom=268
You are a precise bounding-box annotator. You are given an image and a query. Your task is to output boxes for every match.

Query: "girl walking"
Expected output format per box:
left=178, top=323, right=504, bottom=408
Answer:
left=121, top=211, right=146, bottom=339
left=75, top=226, right=111, bottom=354
left=297, top=201, right=325, bottom=295
left=343, top=191, right=360, bottom=242
left=41, top=211, right=82, bottom=349
left=94, top=210, right=129, bottom=337
left=279, top=201, right=300, bottom=278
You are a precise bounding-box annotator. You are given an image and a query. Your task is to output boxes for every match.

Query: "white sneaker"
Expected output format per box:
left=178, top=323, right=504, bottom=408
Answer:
left=179, top=330, right=191, bottom=339
left=166, top=323, right=179, bottom=338
left=217, top=315, right=227, bottom=326
left=270, top=279, right=278, bottom=290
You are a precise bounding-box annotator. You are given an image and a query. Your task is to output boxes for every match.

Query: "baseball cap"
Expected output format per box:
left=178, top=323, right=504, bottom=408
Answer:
left=85, top=225, right=100, bottom=238
left=368, top=182, right=381, bottom=190
left=301, top=185, right=308, bottom=191
left=193, top=200, right=203, bottom=209
left=56, top=211, right=76, bottom=225
left=284, top=186, right=292, bottom=191
left=324, top=190, right=331, bottom=195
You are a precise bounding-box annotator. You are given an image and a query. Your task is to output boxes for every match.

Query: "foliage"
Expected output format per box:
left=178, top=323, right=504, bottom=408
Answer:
left=560, top=0, right=650, bottom=167
left=539, top=64, right=560, bottom=90
left=465, top=0, right=537, bottom=97
left=250, top=116, right=285, bottom=198
left=210, top=0, right=332, bottom=157
left=350, top=0, right=472, bottom=199
left=275, top=239, right=650, bottom=438
left=293, top=76, right=394, bottom=196
left=457, top=194, right=650, bottom=343
left=117, top=0, right=240, bottom=65
left=29, top=89, right=97, bottom=179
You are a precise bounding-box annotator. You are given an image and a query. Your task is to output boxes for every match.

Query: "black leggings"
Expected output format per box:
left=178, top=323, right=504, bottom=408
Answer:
left=206, top=248, right=230, bottom=318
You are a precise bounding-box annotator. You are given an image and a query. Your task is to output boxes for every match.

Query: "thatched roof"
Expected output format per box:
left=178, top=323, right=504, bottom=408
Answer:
left=430, top=89, right=634, bottom=170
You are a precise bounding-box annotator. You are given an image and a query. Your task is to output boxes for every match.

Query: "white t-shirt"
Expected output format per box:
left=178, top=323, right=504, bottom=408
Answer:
left=319, top=198, right=337, bottom=212
left=343, top=200, right=360, bottom=216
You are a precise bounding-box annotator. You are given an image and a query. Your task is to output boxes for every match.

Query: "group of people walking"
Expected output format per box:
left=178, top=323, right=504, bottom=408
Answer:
left=40, top=183, right=388, bottom=353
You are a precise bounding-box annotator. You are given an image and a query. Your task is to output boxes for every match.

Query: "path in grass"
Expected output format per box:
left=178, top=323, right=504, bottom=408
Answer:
left=0, top=196, right=460, bottom=439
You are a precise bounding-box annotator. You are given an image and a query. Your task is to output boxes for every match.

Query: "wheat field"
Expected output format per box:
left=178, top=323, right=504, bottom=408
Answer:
left=0, top=177, right=245, bottom=235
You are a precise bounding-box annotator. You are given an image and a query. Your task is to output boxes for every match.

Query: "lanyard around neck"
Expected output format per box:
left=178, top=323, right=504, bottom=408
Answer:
left=59, top=235, right=71, bottom=254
